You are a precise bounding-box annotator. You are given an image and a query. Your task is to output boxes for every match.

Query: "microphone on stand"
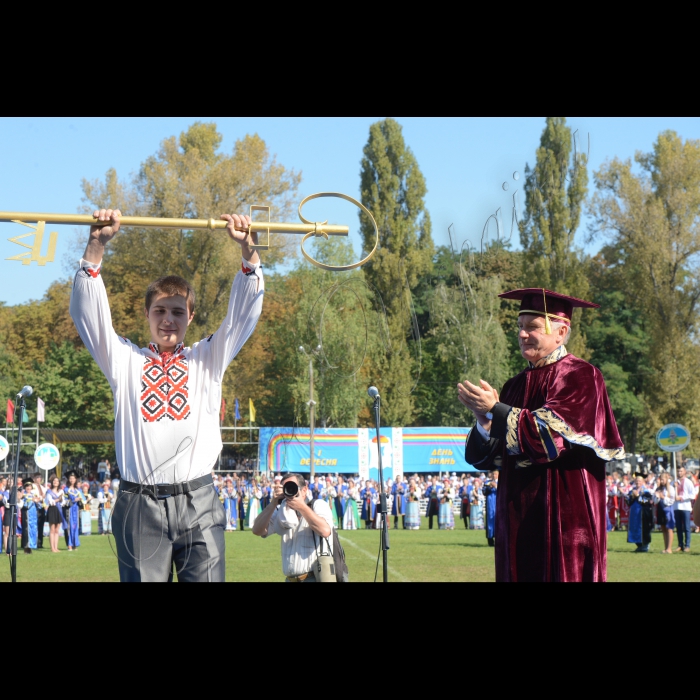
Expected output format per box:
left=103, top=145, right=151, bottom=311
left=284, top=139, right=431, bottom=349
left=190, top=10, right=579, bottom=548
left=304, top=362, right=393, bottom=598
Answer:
left=367, top=384, right=389, bottom=582
left=8, top=385, right=32, bottom=583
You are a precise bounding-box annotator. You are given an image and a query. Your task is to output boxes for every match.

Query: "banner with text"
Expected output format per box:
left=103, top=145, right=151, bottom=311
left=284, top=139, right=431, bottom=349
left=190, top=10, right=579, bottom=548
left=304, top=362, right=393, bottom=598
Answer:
left=258, top=427, right=477, bottom=480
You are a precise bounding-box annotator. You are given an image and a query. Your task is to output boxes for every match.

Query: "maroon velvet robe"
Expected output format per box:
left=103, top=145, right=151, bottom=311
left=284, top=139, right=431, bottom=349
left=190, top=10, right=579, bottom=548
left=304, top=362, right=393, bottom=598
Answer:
left=465, top=348, right=624, bottom=582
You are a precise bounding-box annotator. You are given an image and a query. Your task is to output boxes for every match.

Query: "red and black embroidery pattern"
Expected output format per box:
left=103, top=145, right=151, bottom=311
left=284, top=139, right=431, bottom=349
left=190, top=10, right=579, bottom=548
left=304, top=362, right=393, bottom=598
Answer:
left=141, top=345, right=190, bottom=422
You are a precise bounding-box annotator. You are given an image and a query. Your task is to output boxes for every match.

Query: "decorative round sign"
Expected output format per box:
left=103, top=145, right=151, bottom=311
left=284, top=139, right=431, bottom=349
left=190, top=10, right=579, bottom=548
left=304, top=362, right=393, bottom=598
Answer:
left=34, top=442, right=60, bottom=471
left=0, top=435, right=8, bottom=461
left=656, top=423, right=691, bottom=453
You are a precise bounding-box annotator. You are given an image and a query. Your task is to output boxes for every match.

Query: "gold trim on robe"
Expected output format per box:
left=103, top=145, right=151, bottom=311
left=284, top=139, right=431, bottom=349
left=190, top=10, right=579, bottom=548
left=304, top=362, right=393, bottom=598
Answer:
left=533, top=407, right=626, bottom=462
left=531, top=345, right=568, bottom=369
left=506, top=407, right=522, bottom=455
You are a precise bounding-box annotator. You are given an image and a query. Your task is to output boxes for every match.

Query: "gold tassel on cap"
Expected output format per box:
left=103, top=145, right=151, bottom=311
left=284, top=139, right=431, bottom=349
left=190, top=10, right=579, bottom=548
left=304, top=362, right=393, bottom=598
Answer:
left=542, top=289, right=552, bottom=334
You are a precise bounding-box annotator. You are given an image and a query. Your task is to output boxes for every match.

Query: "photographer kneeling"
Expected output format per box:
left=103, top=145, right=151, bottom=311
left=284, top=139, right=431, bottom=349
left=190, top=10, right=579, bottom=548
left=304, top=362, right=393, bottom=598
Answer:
left=252, top=473, right=333, bottom=582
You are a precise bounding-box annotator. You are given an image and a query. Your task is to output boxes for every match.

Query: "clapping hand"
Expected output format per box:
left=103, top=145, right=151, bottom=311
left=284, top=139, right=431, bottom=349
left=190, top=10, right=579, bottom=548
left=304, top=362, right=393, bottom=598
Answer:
left=457, top=379, right=499, bottom=422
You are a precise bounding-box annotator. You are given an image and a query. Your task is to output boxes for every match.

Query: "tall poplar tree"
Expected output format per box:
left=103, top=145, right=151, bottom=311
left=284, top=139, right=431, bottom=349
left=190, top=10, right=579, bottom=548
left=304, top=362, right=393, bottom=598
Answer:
left=359, top=118, right=434, bottom=425
left=519, top=117, right=589, bottom=355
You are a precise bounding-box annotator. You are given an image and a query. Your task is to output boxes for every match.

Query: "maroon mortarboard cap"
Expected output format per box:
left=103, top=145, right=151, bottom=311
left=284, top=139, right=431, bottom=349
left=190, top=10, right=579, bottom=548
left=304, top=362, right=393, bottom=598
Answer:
left=498, top=288, right=599, bottom=328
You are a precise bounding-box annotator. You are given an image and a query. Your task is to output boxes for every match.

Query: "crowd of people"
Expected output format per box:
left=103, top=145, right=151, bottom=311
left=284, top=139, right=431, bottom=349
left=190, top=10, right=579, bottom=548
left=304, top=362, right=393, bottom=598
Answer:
left=605, top=467, right=700, bottom=553
left=7, top=462, right=700, bottom=560
left=210, top=470, right=499, bottom=545
left=0, top=470, right=117, bottom=555
left=0, top=469, right=500, bottom=562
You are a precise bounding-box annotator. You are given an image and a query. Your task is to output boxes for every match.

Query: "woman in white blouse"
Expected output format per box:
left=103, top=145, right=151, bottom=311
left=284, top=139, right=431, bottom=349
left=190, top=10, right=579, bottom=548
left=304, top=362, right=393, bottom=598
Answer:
left=342, top=479, right=360, bottom=530
left=654, top=472, right=676, bottom=554
left=45, top=476, right=66, bottom=553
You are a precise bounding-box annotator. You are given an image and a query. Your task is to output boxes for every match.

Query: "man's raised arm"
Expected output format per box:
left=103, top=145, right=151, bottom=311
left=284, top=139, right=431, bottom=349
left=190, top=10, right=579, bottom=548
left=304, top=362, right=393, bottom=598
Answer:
left=69, top=209, right=129, bottom=386
left=194, top=214, right=265, bottom=382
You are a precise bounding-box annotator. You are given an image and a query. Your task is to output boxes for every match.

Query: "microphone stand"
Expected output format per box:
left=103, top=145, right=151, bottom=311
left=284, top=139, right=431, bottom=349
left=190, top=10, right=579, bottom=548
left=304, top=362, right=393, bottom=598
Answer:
left=7, top=395, right=26, bottom=583
left=372, top=394, right=389, bottom=583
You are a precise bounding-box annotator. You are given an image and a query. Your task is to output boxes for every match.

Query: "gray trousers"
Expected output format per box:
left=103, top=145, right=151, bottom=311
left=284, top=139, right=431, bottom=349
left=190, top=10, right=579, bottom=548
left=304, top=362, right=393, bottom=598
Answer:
left=111, top=483, right=226, bottom=582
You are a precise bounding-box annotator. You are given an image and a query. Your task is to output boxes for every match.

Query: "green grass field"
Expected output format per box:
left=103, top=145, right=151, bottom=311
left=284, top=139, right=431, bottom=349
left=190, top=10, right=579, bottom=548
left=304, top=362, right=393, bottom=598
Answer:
left=2, top=520, right=698, bottom=582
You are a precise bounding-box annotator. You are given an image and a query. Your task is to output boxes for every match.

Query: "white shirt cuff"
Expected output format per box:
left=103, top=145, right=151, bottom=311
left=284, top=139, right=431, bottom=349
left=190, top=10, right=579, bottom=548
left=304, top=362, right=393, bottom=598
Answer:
left=79, top=257, right=102, bottom=270
left=241, top=257, right=261, bottom=271
left=476, top=422, right=491, bottom=440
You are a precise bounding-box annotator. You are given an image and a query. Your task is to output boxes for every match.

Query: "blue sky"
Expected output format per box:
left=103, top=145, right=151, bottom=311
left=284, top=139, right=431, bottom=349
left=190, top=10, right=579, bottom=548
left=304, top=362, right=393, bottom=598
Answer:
left=1, top=116, right=698, bottom=305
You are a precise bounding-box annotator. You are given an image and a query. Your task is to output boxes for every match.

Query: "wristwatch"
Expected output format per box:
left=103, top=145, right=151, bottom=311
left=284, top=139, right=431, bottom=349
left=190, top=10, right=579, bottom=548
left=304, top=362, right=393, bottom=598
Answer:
left=485, top=411, right=493, bottom=420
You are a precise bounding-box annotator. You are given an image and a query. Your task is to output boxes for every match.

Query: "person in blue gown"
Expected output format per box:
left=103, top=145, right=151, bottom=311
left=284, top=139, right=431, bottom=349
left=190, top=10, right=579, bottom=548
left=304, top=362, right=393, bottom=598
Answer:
left=438, top=480, right=455, bottom=530
left=97, top=481, right=114, bottom=535
left=483, top=474, right=498, bottom=547
left=221, top=478, right=238, bottom=531
left=64, top=472, right=82, bottom=551
left=20, top=481, right=40, bottom=554
left=469, top=478, right=485, bottom=530
left=627, top=475, right=654, bottom=552
left=361, top=483, right=377, bottom=529
left=391, top=479, right=406, bottom=529
left=334, top=476, right=347, bottom=528
left=79, top=482, right=93, bottom=536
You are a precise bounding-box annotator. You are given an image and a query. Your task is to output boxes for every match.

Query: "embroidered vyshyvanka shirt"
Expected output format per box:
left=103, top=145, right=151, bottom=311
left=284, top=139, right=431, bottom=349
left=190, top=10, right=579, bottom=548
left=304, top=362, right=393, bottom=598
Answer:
left=70, top=257, right=263, bottom=486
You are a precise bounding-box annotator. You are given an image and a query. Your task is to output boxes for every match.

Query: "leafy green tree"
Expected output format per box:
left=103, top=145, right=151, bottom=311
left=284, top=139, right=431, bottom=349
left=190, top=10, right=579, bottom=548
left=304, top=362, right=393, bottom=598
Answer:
left=415, top=250, right=511, bottom=426
left=80, top=122, right=302, bottom=346
left=585, top=251, right=651, bottom=452
left=359, top=118, right=434, bottom=425
left=409, top=244, right=518, bottom=425
left=254, top=238, right=383, bottom=429
left=0, top=281, right=79, bottom=370
left=0, top=343, right=23, bottom=421
left=26, top=342, right=113, bottom=429
left=474, top=241, right=527, bottom=377
left=588, top=130, right=700, bottom=454
left=519, top=117, right=590, bottom=356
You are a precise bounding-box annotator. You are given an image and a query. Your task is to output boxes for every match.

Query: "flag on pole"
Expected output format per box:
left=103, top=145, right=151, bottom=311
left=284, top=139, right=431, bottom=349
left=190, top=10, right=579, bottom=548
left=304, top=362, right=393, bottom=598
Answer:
left=220, top=398, right=226, bottom=424
left=249, top=398, right=256, bottom=423
left=234, top=398, right=241, bottom=422
left=22, top=409, right=28, bottom=424
left=6, top=399, right=14, bottom=424
left=37, top=397, right=45, bottom=423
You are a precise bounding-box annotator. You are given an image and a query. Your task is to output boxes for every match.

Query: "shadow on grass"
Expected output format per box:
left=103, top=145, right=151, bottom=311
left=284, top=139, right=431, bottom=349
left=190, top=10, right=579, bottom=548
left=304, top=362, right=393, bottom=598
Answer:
left=419, top=542, right=493, bottom=549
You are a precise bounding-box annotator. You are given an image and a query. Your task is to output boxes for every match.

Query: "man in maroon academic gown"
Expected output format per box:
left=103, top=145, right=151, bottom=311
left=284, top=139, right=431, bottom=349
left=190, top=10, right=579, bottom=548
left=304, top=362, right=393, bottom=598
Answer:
left=458, top=288, right=624, bottom=582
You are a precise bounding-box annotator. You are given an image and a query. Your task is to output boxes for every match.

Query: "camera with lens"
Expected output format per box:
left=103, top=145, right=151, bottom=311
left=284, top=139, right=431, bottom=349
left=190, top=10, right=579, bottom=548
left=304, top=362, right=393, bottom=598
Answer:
left=283, top=480, right=299, bottom=499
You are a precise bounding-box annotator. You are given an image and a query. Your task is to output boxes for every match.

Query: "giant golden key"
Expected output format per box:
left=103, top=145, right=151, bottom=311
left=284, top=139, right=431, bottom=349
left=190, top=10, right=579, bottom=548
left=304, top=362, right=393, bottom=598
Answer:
left=0, top=192, right=379, bottom=272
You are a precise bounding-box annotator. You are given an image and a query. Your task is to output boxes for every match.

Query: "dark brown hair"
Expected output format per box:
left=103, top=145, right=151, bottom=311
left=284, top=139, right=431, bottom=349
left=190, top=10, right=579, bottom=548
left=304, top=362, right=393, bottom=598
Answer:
left=145, top=276, right=196, bottom=314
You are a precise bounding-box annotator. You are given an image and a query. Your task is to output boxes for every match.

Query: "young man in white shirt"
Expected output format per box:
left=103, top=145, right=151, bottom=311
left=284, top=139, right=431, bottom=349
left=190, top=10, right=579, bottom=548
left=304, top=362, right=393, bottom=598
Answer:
left=70, top=208, right=264, bottom=582
left=674, top=466, right=695, bottom=552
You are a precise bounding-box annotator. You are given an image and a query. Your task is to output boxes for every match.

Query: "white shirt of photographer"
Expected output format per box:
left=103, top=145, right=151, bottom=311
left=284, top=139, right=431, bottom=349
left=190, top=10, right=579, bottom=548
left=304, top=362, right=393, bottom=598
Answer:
left=263, top=499, right=334, bottom=578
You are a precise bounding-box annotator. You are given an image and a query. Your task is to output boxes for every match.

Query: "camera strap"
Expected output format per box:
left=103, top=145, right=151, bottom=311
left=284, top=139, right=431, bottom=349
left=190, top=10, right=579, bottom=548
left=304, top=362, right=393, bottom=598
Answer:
left=309, top=498, right=333, bottom=565
left=311, top=530, right=332, bottom=555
